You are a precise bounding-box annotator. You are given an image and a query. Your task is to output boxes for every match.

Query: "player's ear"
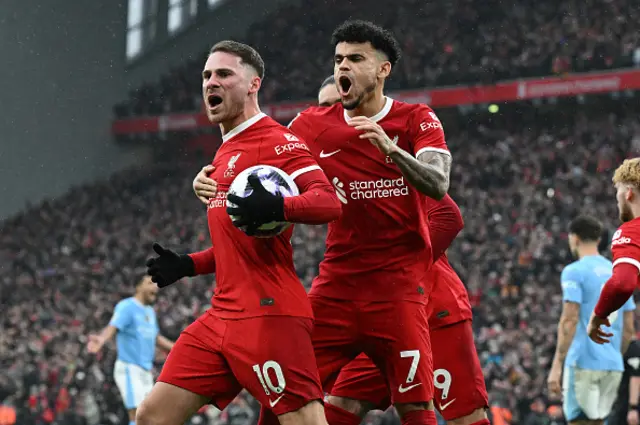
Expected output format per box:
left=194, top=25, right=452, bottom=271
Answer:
left=627, top=186, right=636, bottom=202
left=248, top=75, right=261, bottom=95
left=378, top=61, right=391, bottom=80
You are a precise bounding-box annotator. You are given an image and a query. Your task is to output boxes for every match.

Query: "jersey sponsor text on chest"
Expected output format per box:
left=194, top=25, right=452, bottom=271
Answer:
left=332, top=176, right=409, bottom=203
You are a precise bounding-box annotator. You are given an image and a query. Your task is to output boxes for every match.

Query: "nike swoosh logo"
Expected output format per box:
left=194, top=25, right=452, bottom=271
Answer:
left=319, top=149, right=341, bottom=158
left=269, top=394, right=284, bottom=408
left=439, top=398, right=456, bottom=411
left=398, top=383, right=422, bottom=393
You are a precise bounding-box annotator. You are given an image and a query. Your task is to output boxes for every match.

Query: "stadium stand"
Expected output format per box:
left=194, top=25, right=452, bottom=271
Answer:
left=114, top=0, right=640, bottom=117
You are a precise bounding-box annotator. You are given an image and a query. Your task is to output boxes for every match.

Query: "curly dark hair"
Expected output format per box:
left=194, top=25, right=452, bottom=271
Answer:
left=331, top=20, right=401, bottom=67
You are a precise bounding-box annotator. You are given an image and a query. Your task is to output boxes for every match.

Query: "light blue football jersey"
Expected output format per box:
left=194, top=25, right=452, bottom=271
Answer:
left=562, top=255, right=635, bottom=371
left=109, top=297, right=159, bottom=370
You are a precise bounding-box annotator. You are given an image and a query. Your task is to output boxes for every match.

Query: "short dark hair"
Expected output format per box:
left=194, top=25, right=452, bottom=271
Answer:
left=134, top=272, right=148, bottom=289
left=320, top=75, right=335, bottom=89
left=210, top=40, right=265, bottom=79
left=569, top=215, right=603, bottom=242
left=331, top=20, right=401, bottom=67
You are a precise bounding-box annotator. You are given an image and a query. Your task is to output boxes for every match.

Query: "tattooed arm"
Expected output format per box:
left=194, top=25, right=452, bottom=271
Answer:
left=348, top=111, right=452, bottom=201
left=388, top=149, right=451, bottom=200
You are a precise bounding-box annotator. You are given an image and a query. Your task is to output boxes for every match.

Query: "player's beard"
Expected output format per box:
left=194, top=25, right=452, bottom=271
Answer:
left=342, top=80, right=377, bottom=110
left=208, top=95, right=244, bottom=125
left=620, top=201, right=634, bottom=223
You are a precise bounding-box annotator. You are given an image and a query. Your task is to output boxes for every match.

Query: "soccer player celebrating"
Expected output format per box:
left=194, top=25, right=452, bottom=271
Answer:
left=288, top=20, right=451, bottom=425
left=326, top=193, right=489, bottom=425
left=87, top=275, right=174, bottom=425
left=195, top=20, right=452, bottom=425
left=590, top=158, right=640, bottom=341
left=139, top=41, right=341, bottom=425
left=547, top=216, right=634, bottom=424
left=307, top=76, right=489, bottom=424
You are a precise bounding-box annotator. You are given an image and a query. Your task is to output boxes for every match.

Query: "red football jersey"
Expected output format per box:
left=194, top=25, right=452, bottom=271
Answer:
left=426, top=255, right=473, bottom=329
left=611, top=217, right=640, bottom=276
left=206, top=113, right=322, bottom=319
left=289, top=97, right=450, bottom=302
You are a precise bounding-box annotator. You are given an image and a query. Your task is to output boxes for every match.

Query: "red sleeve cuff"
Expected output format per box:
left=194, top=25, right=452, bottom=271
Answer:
left=188, top=247, right=216, bottom=275
left=594, top=262, right=637, bottom=318
left=283, top=170, right=341, bottom=224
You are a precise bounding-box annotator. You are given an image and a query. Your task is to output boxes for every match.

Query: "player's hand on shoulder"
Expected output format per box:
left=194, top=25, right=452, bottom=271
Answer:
left=587, top=312, right=613, bottom=344
left=348, top=116, right=399, bottom=156
left=193, top=165, right=217, bottom=205
left=226, top=174, right=285, bottom=235
left=145, top=243, right=195, bottom=288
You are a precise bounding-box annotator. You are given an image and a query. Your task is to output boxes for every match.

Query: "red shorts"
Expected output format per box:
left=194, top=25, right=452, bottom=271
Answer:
left=330, top=319, right=488, bottom=420
left=310, top=295, right=433, bottom=405
left=158, top=310, right=323, bottom=415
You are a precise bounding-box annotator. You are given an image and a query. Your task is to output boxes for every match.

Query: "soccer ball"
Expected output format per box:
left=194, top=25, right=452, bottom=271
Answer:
left=227, top=165, right=299, bottom=238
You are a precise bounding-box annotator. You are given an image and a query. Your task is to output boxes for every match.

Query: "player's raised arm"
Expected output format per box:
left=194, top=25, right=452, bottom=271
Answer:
left=349, top=105, right=451, bottom=200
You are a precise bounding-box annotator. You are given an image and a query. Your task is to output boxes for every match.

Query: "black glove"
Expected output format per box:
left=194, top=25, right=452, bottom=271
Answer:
left=226, top=174, right=285, bottom=235
left=146, top=243, right=195, bottom=288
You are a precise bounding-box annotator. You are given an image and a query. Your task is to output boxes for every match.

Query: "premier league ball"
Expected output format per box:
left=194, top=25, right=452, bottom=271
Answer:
left=227, top=165, right=299, bottom=238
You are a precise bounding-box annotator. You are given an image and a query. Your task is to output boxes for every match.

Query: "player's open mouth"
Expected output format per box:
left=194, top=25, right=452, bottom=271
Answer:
left=207, top=94, right=223, bottom=109
left=338, top=76, right=352, bottom=97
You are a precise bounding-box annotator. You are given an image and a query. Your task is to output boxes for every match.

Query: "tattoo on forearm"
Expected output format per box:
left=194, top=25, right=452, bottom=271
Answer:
left=389, top=150, right=451, bottom=199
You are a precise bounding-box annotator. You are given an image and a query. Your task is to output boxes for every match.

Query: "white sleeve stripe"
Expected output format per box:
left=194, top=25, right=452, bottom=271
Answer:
left=613, top=257, right=640, bottom=274
left=415, top=147, right=451, bottom=158
left=290, top=165, right=322, bottom=180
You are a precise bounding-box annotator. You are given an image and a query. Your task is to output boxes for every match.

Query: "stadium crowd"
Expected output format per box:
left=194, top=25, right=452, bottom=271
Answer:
left=113, top=0, right=640, bottom=118
left=2, top=97, right=639, bottom=425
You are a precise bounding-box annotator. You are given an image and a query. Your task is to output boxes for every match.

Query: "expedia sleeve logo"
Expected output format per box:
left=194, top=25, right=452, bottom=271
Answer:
left=612, top=229, right=632, bottom=245
left=274, top=141, right=309, bottom=155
